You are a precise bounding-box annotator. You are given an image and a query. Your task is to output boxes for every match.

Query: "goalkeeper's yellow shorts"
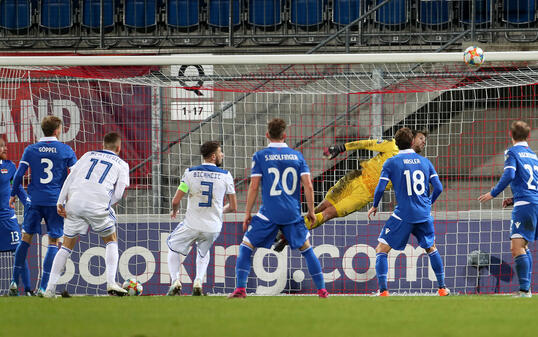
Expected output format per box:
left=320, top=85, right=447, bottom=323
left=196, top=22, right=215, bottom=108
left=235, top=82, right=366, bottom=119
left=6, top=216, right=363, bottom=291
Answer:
left=325, top=169, right=373, bottom=217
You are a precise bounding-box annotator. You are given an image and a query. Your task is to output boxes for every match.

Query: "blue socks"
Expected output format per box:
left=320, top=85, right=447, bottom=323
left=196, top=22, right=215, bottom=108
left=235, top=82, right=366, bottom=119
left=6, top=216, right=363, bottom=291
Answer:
left=515, top=254, right=530, bottom=292
left=428, top=250, right=446, bottom=288
left=22, top=260, right=31, bottom=292
left=301, top=247, right=325, bottom=290
left=376, top=252, right=388, bottom=291
left=40, top=245, right=59, bottom=290
left=526, top=248, right=533, bottom=286
left=12, top=241, right=30, bottom=286
left=235, top=244, right=253, bottom=289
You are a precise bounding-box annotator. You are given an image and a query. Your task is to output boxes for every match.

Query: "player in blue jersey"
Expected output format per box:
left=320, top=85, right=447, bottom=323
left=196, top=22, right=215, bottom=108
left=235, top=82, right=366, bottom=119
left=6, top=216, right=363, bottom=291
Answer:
left=229, top=118, right=328, bottom=298
left=368, top=127, right=448, bottom=296
left=0, top=138, right=33, bottom=296
left=8, top=116, right=77, bottom=296
left=478, top=121, right=538, bottom=298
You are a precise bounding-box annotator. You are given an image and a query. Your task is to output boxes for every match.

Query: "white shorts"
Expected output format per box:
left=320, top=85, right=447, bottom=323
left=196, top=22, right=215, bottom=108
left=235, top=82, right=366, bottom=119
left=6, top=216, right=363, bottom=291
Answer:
left=63, top=209, right=117, bottom=238
left=167, top=222, right=220, bottom=257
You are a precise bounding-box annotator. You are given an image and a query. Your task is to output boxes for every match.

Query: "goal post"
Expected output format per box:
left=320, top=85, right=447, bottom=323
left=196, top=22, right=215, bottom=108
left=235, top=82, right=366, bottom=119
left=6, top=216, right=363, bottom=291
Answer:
left=0, top=53, right=536, bottom=295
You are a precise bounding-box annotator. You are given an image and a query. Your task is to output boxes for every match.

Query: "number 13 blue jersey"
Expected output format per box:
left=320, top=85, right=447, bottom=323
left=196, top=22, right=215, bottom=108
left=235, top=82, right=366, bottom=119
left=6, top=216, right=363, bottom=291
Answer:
left=251, top=143, right=310, bottom=225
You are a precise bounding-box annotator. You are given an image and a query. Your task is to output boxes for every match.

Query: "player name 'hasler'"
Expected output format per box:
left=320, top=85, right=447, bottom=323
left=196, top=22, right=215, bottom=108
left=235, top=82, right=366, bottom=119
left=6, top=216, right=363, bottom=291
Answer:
left=403, top=158, right=421, bottom=164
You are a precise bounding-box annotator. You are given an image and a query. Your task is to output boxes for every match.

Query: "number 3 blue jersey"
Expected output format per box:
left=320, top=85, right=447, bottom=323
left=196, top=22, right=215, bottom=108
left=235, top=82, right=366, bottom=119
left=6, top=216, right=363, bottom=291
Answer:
left=492, top=142, right=538, bottom=204
left=15, top=136, right=77, bottom=206
left=251, top=143, right=310, bottom=225
left=380, top=149, right=438, bottom=223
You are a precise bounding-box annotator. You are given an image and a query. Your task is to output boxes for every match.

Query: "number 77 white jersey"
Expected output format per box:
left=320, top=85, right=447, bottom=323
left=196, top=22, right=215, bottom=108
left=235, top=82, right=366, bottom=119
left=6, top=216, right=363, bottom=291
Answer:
left=181, top=163, right=235, bottom=233
left=58, top=150, right=130, bottom=216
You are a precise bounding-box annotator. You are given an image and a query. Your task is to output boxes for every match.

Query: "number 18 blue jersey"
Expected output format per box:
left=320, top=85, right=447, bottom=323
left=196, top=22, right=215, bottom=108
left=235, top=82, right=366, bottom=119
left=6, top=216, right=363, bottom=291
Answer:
left=251, top=143, right=310, bottom=225
left=380, top=149, right=439, bottom=223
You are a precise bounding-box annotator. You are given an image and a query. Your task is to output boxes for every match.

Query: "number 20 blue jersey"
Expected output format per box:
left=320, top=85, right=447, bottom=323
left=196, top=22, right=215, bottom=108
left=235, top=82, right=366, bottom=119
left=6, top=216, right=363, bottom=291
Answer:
left=14, top=136, right=77, bottom=206
left=251, top=143, right=310, bottom=225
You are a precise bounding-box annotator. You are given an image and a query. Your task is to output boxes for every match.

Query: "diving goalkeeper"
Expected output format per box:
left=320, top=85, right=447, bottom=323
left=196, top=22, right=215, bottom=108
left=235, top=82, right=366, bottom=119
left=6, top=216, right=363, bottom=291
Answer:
left=274, top=130, right=427, bottom=252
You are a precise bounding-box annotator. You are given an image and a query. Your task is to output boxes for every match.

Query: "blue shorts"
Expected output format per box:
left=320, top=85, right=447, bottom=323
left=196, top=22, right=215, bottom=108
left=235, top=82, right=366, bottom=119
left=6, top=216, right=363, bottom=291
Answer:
left=510, top=203, right=538, bottom=242
left=378, top=215, right=435, bottom=251
left=0, top=216, right=21, bottom=252
left=23, top=205, right=64, bottom=239
left=244, top=215, right=309, bottom=250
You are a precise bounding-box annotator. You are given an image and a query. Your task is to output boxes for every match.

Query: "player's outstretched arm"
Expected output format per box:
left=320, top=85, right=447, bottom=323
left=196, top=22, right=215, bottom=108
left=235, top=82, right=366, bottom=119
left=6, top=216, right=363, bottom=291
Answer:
left=344, top=139, right=395, bottom=153
left=243, top=176, right=261, bottom=232
left=478, top=166, right=515, bottom=203
left=223, top=194, right=238, bottom=213
left=323, top=144, right=346, bottom=159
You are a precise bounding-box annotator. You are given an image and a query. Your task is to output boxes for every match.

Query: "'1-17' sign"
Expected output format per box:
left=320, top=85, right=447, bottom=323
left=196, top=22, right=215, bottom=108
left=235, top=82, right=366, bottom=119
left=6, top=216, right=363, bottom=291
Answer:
left=170, top=64, right=214, bottom=121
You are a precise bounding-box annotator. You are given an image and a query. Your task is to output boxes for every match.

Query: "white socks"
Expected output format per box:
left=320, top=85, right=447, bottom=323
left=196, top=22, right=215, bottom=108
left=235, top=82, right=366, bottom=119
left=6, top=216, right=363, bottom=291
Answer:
left=47, top=246, right=72, bottom=290
left=105, top=241, right=119, bottom=285
left=167, top=249, right=181, bottom=284
left=195, top=249, right=210, bottom=283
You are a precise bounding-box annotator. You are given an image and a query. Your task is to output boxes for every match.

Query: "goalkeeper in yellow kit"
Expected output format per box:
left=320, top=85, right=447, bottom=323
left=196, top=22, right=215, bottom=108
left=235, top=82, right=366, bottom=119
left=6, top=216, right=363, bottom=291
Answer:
left=274, top=130, right=428, bottom=251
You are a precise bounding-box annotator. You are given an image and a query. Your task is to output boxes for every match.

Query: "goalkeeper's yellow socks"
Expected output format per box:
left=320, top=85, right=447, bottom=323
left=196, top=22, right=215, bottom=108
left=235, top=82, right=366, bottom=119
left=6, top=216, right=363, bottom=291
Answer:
left=305, top=213, right=324, bottom=230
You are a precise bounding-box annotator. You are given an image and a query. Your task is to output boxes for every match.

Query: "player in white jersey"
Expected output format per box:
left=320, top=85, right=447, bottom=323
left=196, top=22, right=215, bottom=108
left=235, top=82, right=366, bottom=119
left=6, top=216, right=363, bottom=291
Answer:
left=44, top=132, right=130, bottom=297
left=167, top=141, right=237, bottom=296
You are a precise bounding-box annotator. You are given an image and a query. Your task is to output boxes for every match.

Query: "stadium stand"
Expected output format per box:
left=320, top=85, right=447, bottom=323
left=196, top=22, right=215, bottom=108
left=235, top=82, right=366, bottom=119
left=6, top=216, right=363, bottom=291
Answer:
left=124, top=0, right=159, bottom=45
left=0, top=0, right=34, bottom=47
left=375, top=0, right=410, bottom=43
left=503, top=0, right=537, bottom=42
left=40, top=0, right=78, bottom=47
left=165, top=0, right=203, bottom=45
left=0, top=0, right=536, bottom=50
left=418, top=0, right=452, bottom=43
left=248, top=0, right=284, bottom=44
left=81, top=0, right=119, bottom=47
left=290, top=0, right=327, bottom=44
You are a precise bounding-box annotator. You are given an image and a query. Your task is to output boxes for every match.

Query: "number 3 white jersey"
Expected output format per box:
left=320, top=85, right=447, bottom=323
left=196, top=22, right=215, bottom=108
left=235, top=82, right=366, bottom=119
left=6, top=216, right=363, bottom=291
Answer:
left=58, top=150, right=130, bottom=217
left=181, top=163, right=235, bottom=233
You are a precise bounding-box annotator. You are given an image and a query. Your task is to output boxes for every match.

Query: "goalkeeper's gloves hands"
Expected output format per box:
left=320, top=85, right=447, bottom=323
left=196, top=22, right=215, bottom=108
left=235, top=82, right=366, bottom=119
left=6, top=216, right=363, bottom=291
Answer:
left=323, top=144, right=346, bottom=159
left=502, top=197, right=514, bottom=208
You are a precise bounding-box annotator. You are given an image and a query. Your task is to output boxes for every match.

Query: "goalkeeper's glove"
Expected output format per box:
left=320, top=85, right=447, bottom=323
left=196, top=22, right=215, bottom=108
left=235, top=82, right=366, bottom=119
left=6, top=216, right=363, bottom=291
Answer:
left=323, top=144, right=346, bottom=159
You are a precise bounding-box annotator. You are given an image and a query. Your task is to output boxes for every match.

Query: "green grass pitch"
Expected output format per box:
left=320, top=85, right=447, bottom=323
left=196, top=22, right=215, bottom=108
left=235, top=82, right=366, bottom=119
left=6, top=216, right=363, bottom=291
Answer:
left=2, top=295, right=537, bottom=337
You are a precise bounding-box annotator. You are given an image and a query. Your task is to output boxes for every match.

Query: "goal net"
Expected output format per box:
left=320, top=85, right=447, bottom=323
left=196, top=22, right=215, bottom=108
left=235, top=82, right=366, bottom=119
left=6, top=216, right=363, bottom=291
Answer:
left=0, top=53, right=536, bottom=296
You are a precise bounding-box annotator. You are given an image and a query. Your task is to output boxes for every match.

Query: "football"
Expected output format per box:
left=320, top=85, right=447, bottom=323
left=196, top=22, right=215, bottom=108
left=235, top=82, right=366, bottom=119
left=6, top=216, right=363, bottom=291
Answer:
left=122, top=278, right=143, bottom=296
left=463, top=46, right=485, bottom=68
